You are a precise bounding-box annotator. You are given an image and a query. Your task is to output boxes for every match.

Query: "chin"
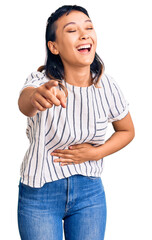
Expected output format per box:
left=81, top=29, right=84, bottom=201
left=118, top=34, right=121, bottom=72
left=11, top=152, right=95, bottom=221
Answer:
left=76, top=56, right=94, bottom=66
left=80, top=59, right=94, bottom=66
left=74, top=62, right=92, bottom=68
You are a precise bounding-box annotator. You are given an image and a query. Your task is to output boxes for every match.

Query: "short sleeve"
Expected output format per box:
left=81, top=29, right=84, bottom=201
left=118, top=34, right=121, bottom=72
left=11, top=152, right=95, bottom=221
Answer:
left=19, top=71, right=49, bottom=95
left=106, top=74, right=129, bottom=123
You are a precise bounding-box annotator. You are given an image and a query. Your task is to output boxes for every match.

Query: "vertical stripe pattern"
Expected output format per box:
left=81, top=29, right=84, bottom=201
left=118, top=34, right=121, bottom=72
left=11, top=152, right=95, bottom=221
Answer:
left=19, top=71, right=129, bottom=187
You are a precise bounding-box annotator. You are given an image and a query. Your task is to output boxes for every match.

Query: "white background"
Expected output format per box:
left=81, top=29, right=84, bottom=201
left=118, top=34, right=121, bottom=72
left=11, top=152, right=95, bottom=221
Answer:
left=0, top=0, right=152, bottom=239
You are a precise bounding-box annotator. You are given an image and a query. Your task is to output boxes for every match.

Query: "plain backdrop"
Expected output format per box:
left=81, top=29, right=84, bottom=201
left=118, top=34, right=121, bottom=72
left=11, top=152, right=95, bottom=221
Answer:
left=0, top=0, right=152, bottom=239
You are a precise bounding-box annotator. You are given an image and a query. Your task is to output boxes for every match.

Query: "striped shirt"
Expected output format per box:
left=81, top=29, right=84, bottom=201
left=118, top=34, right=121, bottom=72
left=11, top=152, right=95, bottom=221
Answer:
left=19, top=70, right=129, bottom=188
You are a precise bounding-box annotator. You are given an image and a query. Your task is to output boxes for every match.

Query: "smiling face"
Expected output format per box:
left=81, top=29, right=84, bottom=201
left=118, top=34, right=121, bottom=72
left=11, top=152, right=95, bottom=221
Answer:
left=48, top=10, right=97, bottom=69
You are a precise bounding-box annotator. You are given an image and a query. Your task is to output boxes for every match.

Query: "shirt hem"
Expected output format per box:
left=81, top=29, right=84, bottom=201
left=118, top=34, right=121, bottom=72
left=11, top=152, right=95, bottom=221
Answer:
left=20, top=170, right=103, bottom=188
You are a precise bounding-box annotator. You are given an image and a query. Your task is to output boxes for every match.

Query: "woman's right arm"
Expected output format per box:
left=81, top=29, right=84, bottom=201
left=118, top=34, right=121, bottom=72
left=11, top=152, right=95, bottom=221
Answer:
left=18, top=80, right=67, bottom=117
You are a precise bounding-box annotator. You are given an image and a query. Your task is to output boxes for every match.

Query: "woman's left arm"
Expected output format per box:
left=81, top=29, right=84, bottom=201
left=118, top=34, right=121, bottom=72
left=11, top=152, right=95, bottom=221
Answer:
left=95, top=111, right=135, bottom=160
left=51, top=112, right=135, bottom=166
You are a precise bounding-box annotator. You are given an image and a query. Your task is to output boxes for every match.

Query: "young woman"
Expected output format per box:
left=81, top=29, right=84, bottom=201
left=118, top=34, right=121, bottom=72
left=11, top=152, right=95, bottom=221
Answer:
left=17, top=5, right=135, bottom=240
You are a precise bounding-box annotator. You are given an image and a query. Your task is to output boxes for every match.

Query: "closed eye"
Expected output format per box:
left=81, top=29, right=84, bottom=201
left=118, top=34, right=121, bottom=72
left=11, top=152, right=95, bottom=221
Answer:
left=67, top=27, right=93, bottom=33
left=67, top=30, right=76, bottom=33
left=87, top=27, right=93, bottom=30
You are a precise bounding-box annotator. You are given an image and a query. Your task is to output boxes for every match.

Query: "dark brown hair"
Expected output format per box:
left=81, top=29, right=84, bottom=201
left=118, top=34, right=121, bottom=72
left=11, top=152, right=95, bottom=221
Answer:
left=38, top=5, right=105, bottom=96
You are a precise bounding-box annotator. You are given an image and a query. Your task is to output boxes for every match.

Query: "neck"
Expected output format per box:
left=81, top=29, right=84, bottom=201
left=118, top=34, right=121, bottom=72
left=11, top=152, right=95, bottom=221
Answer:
left=63, top=65, right=92, bottom=87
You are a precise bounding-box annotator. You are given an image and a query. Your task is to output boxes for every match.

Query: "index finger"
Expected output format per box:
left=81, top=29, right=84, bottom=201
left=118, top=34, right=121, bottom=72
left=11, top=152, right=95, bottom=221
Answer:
left=45, top=80, right=58, bottom=90
left=52, top=149, right=72, bottom=154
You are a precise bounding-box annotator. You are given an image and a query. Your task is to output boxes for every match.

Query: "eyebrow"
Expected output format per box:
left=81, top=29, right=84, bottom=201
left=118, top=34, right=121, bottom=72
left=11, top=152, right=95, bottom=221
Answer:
left=63, top=19, right=92, bottom=29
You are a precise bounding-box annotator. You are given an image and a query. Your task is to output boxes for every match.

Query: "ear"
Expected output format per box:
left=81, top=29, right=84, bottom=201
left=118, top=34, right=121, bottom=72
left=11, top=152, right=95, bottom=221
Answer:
left=47, top=41, right=59, bottom=55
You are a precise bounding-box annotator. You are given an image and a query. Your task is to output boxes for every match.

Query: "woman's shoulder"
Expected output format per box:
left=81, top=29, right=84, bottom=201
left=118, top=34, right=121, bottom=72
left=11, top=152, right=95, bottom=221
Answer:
left=99, top=72, right=121, bottom=90
left=27, top=70, right=46, bottom=80
left=100, top=72, right=115, bottom=83
left=23, top=70, right=49, bottom=88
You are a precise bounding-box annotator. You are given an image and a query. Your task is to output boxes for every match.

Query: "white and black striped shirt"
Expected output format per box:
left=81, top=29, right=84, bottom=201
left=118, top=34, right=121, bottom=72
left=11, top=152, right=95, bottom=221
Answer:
left=19, top=70, right=129, bottom=188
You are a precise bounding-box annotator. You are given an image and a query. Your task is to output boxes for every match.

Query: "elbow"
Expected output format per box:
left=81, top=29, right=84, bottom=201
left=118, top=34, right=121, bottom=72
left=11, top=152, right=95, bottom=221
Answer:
left=132, top=123, right=135, bottom=139
left=129, top=126, right=135, bottom=143
left=18, top=97, right=32, bottom=117
left=18, top=97, right=23, bottom=114
left=132, top=127, right=135, bottom=140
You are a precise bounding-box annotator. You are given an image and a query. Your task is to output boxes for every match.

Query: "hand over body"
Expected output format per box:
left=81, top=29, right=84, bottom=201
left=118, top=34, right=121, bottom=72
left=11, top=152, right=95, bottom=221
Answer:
left=51, top=143, right=98, bottom=166
left=51, top=112, right=135, bottom=166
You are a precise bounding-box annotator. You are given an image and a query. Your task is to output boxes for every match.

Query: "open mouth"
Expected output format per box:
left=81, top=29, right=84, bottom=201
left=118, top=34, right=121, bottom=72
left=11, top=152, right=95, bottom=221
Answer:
left=76, top=44, right=92, bottom=53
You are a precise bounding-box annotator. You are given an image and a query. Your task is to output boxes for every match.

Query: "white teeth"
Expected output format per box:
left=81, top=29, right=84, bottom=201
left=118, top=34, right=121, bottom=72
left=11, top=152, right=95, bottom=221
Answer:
left=77, top=44, right=91, bottom=50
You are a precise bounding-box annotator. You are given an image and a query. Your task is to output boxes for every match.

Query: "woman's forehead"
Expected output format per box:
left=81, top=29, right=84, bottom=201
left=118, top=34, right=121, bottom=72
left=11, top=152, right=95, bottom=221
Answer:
left=56, top=11, right=91, bottom=29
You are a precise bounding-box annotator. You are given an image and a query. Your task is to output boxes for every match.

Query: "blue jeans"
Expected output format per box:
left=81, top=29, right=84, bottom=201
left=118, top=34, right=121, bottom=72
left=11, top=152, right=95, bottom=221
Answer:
left=17, top=174, right=107, bottom=240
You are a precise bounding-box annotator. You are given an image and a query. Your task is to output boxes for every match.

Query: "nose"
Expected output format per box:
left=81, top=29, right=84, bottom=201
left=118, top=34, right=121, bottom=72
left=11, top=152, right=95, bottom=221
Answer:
left=80, top=34, right=89, bottom=40
left=79, top=29, right=90, bottom=40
